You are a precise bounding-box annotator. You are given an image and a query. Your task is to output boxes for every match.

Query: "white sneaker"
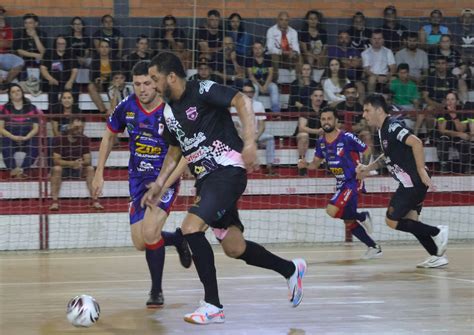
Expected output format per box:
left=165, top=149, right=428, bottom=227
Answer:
left=432, top=225, right=449, bottom=256
left=287, top=258, right=307, bottom=308
left=183, top=300, right=225, bottom=324
left=359, top=211, right=373, bottom=234
left=361, top=245, right=383, bottom=260
left=416, top=255, right=449, bottom=268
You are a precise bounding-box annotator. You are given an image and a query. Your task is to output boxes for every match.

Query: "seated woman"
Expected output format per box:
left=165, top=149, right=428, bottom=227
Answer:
left=0, top=84, right=41, bottom=179
left=436, top=91, right=473, bottom=174
left=288, top=63, right=318, bottom=112
left=51, top=91, right=81, bottom=136
left=322, top=58, right=350, bottom=105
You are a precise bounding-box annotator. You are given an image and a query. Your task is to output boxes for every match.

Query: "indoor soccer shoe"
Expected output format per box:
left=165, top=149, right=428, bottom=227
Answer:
left=361, top=245, right=383, bottom=260
left=183, top=300, right=225, bottom=325
left=359, top=211, right=373, bottom=234
left=287, top=258, right=307, bottom=307
left=175, top=228, right=192, bottom=268
left=416, top=255, right=449, bottom=268
left=432, top=225, right=449, bottom=256
left=146, top=291, right=164, bottom=308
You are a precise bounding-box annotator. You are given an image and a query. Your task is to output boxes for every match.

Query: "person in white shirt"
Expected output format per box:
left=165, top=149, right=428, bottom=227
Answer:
left=231, top=83, right=276, bottom=175
left=266, top=11, right=301, bottom=82
left=362, top=29, right=396, bottom=94
left=322, top=58, right=350, bottom=105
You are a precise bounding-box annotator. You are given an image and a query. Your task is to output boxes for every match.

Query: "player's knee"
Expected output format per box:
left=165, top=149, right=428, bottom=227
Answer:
left=223, top=244, right=245, bottom=259
left=181, top=220, right=202, bottom=235
left=297, top=132, right=309, bottom=142
left=133, top=242, right=146, bottom=251
left=326, top=206, right=338, bottom=218
left=385, top=217, right=398, bottom=229
left=52, top=165, right=62, bottom=174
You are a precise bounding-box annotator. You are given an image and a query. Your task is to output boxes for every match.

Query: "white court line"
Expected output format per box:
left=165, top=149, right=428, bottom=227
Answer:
left=416, top=273, right=474, bottom=283
left=358, top=315, right=382, bottom=319
left=0, top=246, right=472, bottom=262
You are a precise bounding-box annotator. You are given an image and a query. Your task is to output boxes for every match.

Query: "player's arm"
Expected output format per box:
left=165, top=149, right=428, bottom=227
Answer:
left=163, top=157, right=188, bottom=189
left=306, top=156, right=324, bottom=170
left=92, top=128, right=118, bottom=197
left=405, top=134, right=433, bottom=188
left=356, top=154, right=385, bottom=179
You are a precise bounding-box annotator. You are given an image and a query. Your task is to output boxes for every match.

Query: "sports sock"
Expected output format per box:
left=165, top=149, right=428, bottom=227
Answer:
left=413, top=232, right=438, bottom=255
left=355, top=211, right=367, bottom=222
left=396, top=218, right=440, bottom=236
left=237, top=240, right=296, bottom=278
left=347, top=222, right=376, bottom=248
left=145, top=239, right=165, bottom=294
left=184, top=232, right=222, bottom=308
left=161, top=229, right=181, bottom=247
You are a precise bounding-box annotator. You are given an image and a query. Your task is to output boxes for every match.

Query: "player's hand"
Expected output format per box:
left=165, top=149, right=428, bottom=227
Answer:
left=242, top=141, right=259, bottom=173
left=92, top=173, right=104, bottom=198
left=418, top=168, right=434, bottom=189
left=356, top=163, right=369, bottom=180
left=140, top=182, right=163, bottom=208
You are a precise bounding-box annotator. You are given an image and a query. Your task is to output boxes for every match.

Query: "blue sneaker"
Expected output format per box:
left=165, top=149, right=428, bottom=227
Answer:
left=287, top=258, right=307, bottom=307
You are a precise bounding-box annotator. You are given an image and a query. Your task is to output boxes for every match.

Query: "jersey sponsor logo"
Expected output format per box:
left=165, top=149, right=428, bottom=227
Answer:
left=396, top=128, right=409, bottom=142
left=183, top=132, right=207, bottom=151
left=126, top=111, right=135, bottom=119
left=135, top=142, right=162, bottom=156
left=388, top=122, right=401, bottom=133
left=199, top=80, right=215, bottom=94
left=160, top=188, right=175, bottom=203
left=158, top=123, right=164, bottom=136
left=346, top=132, right=365, bottom=147
left=138, top=122, right=153, bottom=130
left=185, top=106, right=198, bottom=121
left=185, top=147, right=208, bottom=163
left=330, top=167, right=344, bottom=177
left=137, top=161, right=154, bottom=172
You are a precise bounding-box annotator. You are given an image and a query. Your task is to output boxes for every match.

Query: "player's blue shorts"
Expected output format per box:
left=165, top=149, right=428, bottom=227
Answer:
left=128, top=175, right=180, bottom=225
left=329, top=182, right=359, bottom=219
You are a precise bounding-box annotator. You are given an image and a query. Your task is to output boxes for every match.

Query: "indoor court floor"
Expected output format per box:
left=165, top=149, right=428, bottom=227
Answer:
left=0, top=243, right=473, bottom=335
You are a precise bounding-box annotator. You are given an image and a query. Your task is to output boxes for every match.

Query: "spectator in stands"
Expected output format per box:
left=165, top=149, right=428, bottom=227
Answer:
left=51, top=90, right=80, bottom=137
left=232, top=83, right=276, bottom=175
left=155, top=15, right=189, bottom=69
left=289, top=63, right=318, bottom=112
left=327, top=30, right=364, bottom=100
left=390, top=63, right=421, bottom=111
left=67, top=16, right=92, bottom=68
left=247, top=41, right=280, bottom=113
left=14, top=13, right=47, bottom=70
left=226, top=13, right=252, bottom=58
left=123, top=35, right=154, bottom=78
left=40, top=35, right=78, bottom=112
left=108, top=70, right=133, bottom=112
left=428, top=35, right=462, bottom=75
left=189, top=59, right=222, bottom=84
left=93, top=14, right=123, bottom=59
left=418, top=9, right=451, bottom=50
left=362, top=29, right=396, bottom=94
left=455, top=9, right=473, bottom=68
left=88, top=38, right=121, bottom=114
left=213, top=36, right=245, bottom=89
left=322, top=58, right=350, bottom=105
left=266, top=11, right=301, bottom=82
left=436, top=91, right=473, bottom=173
left=380, top=5, right=407, bottom=53
left=197, top=9, right=223, bottom=62
left=296, top=86, right=326, bottom=175
left=0, top=7, right=24, bottom=91
left=395, top=32, right=429, bottom=85
left=299, top=10, right=327, bottom=70
left=49, top=117, right=103, bottom=211
left=0, top=84, right=40, bottom=179
left=347, top=12, right=372, bottom=51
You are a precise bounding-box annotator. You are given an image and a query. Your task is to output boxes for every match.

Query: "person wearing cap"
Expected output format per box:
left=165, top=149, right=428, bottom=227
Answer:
left=419, top=9, right=451, bottom=51
left=0, top=6, right=24, bottom=91
left=380, top=5, right=408, bottom=53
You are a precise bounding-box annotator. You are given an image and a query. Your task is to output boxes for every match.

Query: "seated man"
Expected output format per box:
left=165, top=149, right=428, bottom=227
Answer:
left=390, top=63, right=420, bottom=131
left=197, top=9, right=223, bottom=62
left=0, top=7, right=24, bottom=90
left=50, top=117, right=103, bottom=211
left=155, top=15, right=189, bottom=69
left=296, top=86, right=326, bottom=175
left=266, top=11, right=301, bottom=82
left=108, top=70, right=133, bottom=111
left=13, top=13, right=47, bottom=73
left=213, top=36, right=245, bottom=89
left=188, top=59, right=222, bottom=84
left=231, top=83, right=276, bottom=175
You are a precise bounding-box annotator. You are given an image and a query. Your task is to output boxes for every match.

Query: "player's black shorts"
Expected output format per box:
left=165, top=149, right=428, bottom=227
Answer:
left=386, top=183, right=428, bottom=221
left=189, top=166, right=247, bottom=234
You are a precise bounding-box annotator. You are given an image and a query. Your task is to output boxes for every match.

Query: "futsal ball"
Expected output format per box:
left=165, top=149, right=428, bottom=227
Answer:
left=66, top=295, right=100, bottom=327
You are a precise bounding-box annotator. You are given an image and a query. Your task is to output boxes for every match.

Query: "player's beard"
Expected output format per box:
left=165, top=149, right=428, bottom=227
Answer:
left=161, top=83, right=173, bottom=102
left=322, top=124, right=336, bottom=133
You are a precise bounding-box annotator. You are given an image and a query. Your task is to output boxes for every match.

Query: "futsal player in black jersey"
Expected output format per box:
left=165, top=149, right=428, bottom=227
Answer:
left=140, top=52, right=307, bottom=324
left=357, top=94, right=449, bottom=268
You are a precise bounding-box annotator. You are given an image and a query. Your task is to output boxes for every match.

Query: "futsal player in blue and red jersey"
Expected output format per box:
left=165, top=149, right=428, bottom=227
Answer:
left=92, top=61, right=191, bottom=307
left=301, top=107, right=382, bottom=259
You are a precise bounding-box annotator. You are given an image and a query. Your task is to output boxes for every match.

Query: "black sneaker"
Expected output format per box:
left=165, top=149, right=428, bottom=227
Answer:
left=175, top=228, right=192, bottom=268
left=298, top=168, right=307, bottom=176
left=146, top=291, right=164, bottom=308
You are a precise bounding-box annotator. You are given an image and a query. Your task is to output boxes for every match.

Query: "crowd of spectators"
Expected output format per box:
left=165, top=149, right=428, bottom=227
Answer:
left=0, top=5, right=472, bottom=179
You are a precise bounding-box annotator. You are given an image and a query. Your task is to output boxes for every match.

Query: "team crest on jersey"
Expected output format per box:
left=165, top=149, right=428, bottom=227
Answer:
left=185, top=106, right=198, bottom=121
left=157, top=123, right=164, bottom=135
left=336, top=147, right=344, bottom=156
left=126, top=111, right=135, bottom=119
left=199, top=80, right=215, bottom=94
left=160, top=188, right=175, bottom=203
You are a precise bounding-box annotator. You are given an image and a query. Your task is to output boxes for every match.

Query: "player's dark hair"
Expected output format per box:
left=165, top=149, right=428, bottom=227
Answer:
left=132, top=60, right=151, bottom=77
left=101, top=14, right=114, bottom=23
left=136, top=34, right=149, bottom=43
left=310, top=86, right=324, bottom=95
left=372, top=29, right=383, bottom=36
left=364, top=94, right=389, bottom=114
left=162, top=15, right=177, bottom=25
left=320, top=106, right=339, bottom=120
left=397, top=63, right=410, bottom=72
left=149, top=52, right=186, bottom=79
left=207, top=9, right=221, bottom=17
left=407, top=31, right=418, bottom=39
left=342, top=82, right=356, bottom=92
left=23, top=13, right=39, bottom=22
